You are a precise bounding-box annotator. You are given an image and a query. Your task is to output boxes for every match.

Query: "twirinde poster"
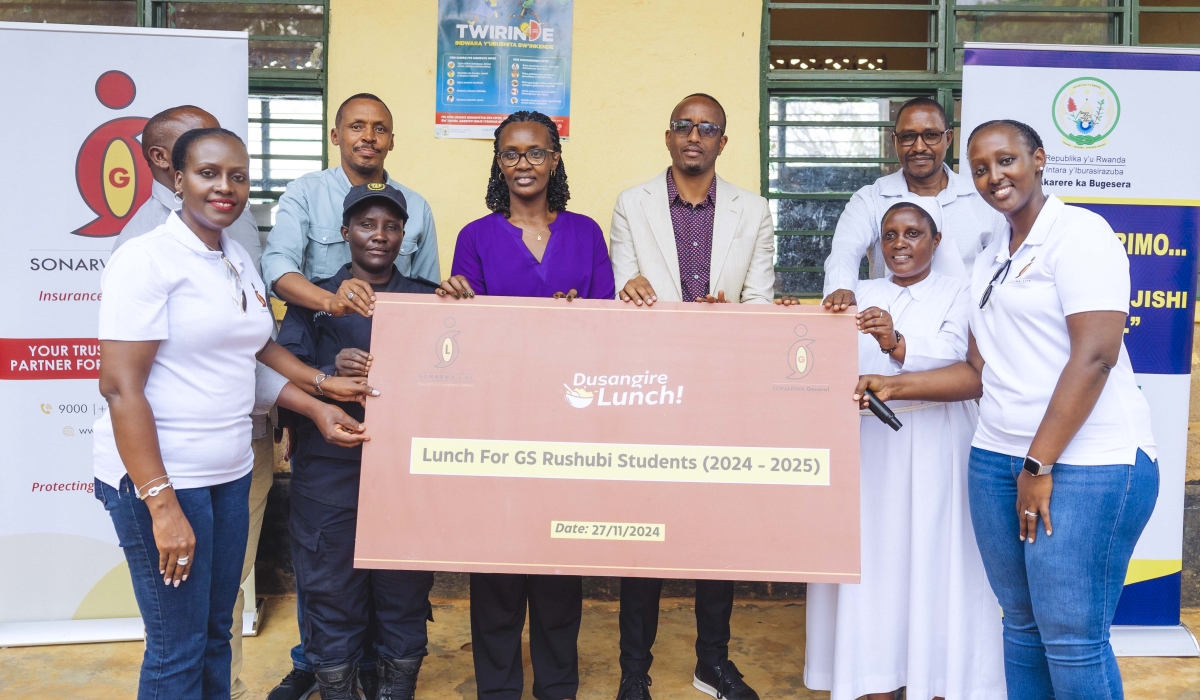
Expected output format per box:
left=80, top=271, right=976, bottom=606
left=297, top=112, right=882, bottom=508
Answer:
left=435, top=0, right=573, bottom=139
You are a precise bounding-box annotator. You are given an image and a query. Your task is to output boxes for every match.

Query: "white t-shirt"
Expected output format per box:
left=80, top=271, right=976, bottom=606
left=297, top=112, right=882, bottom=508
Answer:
left=93, top=212, right=275, bottom=489
left=970, top=195, right=1156, bottom=466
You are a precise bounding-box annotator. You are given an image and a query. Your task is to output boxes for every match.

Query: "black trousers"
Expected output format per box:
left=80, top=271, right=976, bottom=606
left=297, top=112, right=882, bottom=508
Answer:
left=618, top=577, right=735, bottom=675
left=290, top=490, right=435, bottom=669
left=470, top=573, right=583, bottom=700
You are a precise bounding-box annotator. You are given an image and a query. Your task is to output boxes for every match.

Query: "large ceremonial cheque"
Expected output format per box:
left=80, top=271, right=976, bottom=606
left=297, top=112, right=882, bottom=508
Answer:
left=355, top=296, right=861, bottom=583
left=0, top=22, right=248, bottom=646
left=963, top=42, right=1200, bottom=655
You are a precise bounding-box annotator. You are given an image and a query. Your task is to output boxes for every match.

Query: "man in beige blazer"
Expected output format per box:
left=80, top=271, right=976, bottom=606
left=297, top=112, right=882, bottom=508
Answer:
left=608, top=94, right=772, bottom=700
left=610, top=99, right=774, bottom=307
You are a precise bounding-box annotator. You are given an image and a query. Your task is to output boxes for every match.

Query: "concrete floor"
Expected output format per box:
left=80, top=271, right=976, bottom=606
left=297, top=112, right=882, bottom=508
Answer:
left=1, top=596, right=1198, bottom=699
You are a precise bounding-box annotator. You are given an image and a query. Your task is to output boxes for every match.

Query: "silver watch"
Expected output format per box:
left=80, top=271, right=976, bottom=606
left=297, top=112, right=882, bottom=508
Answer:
left=1023, top=455, right=1053, bottom=476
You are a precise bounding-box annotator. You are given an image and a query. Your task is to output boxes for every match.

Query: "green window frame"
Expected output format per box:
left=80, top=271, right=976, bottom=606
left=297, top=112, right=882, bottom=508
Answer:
left=761, top=0, right=1184, bottom=298
left=143, top=0, right=329, bottom=220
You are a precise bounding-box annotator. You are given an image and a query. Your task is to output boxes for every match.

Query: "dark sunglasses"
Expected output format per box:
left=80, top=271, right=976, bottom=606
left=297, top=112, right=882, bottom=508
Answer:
left=670, top=120, right=723, bottom=139
left=978, top=258, right=1012, bottom=309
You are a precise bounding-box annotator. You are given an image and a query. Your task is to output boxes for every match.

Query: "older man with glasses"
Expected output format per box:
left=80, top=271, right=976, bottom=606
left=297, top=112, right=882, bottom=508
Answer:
left=821, top=96, right=1008, bottom=311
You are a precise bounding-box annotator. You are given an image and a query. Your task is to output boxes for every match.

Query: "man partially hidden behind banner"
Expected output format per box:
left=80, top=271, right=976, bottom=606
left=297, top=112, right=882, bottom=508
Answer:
left=262, top=93, right=440, bottom=700
left=607, top=93, right=774, bottom=700
left=111, top=105, right=284, bottom=700
left=821, top=97, right=1007, bottom=311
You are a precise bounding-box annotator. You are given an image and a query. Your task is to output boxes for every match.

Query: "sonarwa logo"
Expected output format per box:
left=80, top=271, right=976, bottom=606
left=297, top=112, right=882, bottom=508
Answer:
left=434, top=318, right=461, bottom=368
left=564, top=372, right=684, bottom=409
left=74, top=71, right=152, bottom=237
left=786, top=324, right=815, bottom=380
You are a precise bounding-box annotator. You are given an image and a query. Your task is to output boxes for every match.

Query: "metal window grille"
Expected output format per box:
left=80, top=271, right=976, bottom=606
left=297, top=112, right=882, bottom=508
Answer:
left=760, top=0, right=1177, bottom=298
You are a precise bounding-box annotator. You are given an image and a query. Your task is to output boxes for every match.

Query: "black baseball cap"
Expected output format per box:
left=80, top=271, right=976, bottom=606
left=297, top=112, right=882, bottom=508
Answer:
left=342, top=182, right=409, bottom=225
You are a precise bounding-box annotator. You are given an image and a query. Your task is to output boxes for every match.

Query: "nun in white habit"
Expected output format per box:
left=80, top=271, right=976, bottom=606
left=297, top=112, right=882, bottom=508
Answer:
left=804, top=200, right=1005, bottom=700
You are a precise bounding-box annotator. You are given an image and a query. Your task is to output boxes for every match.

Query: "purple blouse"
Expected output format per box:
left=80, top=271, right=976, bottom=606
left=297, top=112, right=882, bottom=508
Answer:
left=450, top=210, right=616, bottom=299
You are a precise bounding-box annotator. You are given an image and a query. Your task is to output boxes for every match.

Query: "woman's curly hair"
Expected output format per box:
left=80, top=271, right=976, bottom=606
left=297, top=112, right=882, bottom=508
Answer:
left=485, top=111, right=570, bottom=217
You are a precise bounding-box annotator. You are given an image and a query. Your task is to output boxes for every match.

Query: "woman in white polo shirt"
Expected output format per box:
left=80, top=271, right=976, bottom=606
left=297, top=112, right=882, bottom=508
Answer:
left=94, top=127, right=377, bottom=699
left=854, top=119, right=1157, bottom=699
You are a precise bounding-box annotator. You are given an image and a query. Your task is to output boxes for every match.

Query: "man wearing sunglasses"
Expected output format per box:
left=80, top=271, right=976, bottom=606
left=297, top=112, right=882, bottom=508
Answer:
left=821, top=97, right=1007, bottom=311
left=609, top=93, right=773, bottom=700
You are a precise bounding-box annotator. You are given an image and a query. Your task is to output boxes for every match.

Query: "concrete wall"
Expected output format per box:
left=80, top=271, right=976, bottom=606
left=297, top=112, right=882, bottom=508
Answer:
left=326, top=0, right=763, bottom=279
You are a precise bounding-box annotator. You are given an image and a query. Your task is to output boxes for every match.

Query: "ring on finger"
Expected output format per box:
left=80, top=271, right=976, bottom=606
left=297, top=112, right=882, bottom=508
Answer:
left=176, top=555, right=190, bottom=565
left=346, top=291, right=355, bottom=300
left=1024, top=510, right=1038, bottom=518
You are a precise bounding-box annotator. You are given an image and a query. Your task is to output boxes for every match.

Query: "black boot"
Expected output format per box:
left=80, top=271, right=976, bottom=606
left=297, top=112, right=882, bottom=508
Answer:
left=315, top=661, right=362, bottom=700
left=359, top=666, right=380, bottom=700
left=377, top=655, right=422, bottom=700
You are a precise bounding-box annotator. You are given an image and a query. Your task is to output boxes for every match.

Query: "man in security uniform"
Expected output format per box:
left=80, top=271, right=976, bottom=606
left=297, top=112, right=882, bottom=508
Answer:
left=278, top=183, right=439, bottom=700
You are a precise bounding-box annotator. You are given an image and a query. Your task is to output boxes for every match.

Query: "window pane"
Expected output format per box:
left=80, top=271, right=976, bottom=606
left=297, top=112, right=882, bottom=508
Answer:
left=773, top=126, right=895, bottom=158
left=1140, top=13, right=1200, bottom=44
left=775, top=270, right=828, bottom=297
left=0, top=0, right=134, bottom=25
left=770, top=7, right=932, bottom=43
left=777, top=234, right=836, bottom=269
left=774, top=199, right=849, bottom=231
left=251, top=39, right=323, bottom=70
left=768, top=46, right=923, bottom=71
left=956, top=0, right=1111, bottom=6
left=164, top=2, right=323, bottom=35
left=955, top=12, right=1114, bottom=46
left=772, top=163, right=900, bottom=194
left=1141, top=0, right=1200, bottom=6
left=768, top=4, right=932, bottom=71
left=164, top=3, right=325, bottom=71
left=248, top=93, right=324, bottom=229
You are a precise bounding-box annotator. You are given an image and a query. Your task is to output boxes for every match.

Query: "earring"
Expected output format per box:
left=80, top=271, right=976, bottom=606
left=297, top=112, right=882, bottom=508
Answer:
left=174, top=191, right=183, bottom=203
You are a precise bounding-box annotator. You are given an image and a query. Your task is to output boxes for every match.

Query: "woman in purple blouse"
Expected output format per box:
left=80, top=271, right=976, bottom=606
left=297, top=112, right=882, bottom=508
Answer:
left=438, top=111, right=613, bottom=700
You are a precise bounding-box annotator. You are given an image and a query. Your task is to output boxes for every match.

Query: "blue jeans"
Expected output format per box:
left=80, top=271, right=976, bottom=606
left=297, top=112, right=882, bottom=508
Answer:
left=968, top=447, right=1158, bottom=700
left=96, top=473, right=251, bottom=700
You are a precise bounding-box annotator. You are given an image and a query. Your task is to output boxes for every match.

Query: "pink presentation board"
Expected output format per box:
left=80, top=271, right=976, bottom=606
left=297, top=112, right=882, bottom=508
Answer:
left=355, top=295, right=861, bottom=583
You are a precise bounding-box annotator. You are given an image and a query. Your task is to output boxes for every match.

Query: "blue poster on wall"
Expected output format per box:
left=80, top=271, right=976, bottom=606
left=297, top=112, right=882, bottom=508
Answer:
left=435, top=0, right=573, bottom=139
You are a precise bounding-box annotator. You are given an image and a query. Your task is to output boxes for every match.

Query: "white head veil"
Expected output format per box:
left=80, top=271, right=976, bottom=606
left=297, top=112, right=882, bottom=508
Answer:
left=879, top=194, right=966, bottom=279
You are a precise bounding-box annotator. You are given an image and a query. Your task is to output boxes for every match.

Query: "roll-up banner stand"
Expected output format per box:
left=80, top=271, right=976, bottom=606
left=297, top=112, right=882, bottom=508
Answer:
left=0, top=22, right=249, bottom=646
left=963, top=41, right=1200, bottom=657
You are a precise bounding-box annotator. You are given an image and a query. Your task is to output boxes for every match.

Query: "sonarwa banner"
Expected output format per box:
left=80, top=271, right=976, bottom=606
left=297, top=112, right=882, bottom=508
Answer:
left=963, top=42, right=1200, bottom=656
left=0, top=22, right=247, bottom=646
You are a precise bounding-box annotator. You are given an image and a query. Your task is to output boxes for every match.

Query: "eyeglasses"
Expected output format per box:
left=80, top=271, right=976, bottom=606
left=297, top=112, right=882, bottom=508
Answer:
left=498, top=148, right=552, bottom=167
left=978, top=258, right=1012, bottom=310
left=893, top=130, right=950, bottom=147
left=670, top=120, right=723, bottom=139
left=218, top=254, right=248, bottom=315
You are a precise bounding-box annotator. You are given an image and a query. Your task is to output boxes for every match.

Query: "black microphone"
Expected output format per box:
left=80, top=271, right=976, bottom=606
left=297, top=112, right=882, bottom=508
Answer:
left=864, top=388, right=903, bottom=431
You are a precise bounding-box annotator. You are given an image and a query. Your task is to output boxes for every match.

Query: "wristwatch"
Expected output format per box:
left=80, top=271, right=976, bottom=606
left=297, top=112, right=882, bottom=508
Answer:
left=1023, top=455, right=1053, bottom=476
